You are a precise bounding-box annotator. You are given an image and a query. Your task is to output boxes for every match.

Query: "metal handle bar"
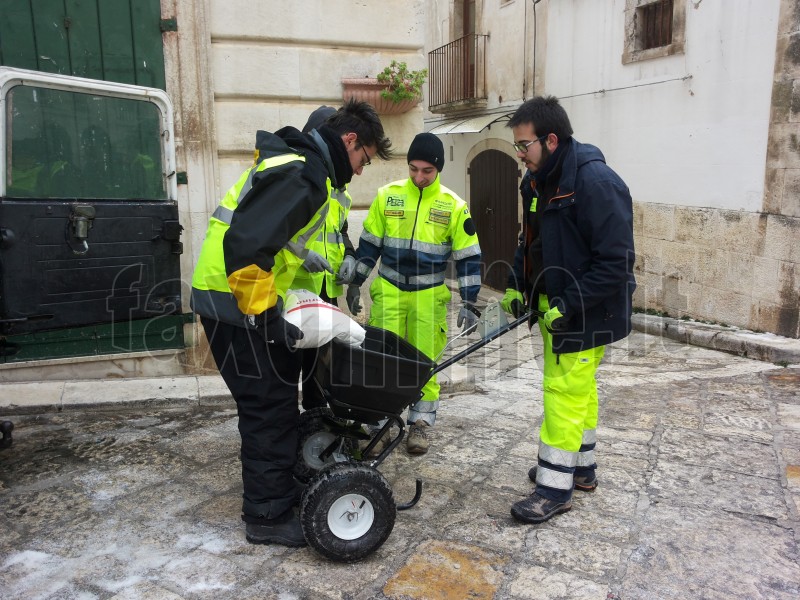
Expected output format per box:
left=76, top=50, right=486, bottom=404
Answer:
left=431, top=310, right=543, bottom=376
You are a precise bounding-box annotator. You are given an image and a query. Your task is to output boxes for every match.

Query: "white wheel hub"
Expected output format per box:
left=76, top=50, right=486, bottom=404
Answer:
left=303, top=432, right=337, bottom=469
left=327, top=493, right=374, bottom=540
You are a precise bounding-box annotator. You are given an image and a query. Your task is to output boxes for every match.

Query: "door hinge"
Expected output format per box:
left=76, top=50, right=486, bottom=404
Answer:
left=176, top=171, right=188, bottom=184
left=160, top=18, right=178, bottom=32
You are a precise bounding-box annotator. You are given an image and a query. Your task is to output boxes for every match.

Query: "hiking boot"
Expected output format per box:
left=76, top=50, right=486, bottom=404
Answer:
left=406, top=420, right=430, bottom=455
left=511, top=492, right=572, bottom=524
left=359, top=433, right=390, bottom=459
left=293, top=479, right=306, bottom=506
left=245, top=511, right=307, bottom=547
left=528, top=466, right=598, bottom=492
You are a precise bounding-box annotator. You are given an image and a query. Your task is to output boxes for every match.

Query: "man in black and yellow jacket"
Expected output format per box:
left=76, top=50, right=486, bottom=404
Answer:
left=191, top=100, right=391, bottom=547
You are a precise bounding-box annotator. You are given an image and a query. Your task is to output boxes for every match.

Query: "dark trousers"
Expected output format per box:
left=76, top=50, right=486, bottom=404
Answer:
left=201, top=317, right=302, bottom=523
left=299, top=291, right=337, bottom=410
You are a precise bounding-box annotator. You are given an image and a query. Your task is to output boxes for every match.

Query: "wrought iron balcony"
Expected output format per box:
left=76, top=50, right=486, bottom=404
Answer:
left=427, top=34, right=489, bottom=111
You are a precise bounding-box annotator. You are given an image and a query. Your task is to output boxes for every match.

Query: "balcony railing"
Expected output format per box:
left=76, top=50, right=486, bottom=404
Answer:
left=427, top=34, right=488, bottom=111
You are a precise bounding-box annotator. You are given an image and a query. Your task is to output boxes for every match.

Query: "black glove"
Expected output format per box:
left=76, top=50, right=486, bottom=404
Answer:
left=346, top=284, right=362, bottom=316
left=252, top=298, right=304, bottom=348
left=510, top=299, right=525, bottom=318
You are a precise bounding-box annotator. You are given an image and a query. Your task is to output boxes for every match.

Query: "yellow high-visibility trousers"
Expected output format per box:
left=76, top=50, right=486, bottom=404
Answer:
left=369, top=277, right=450, bottom=423
left=537, top=294, right=605, bottom=454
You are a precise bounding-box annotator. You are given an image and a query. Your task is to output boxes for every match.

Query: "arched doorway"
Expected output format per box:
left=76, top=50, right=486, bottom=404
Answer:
left=469, top=149, right=520, bottom=292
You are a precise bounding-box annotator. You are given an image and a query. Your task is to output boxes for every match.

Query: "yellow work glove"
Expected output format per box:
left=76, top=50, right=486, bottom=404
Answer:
left=501, top=289, right=525, bottom=317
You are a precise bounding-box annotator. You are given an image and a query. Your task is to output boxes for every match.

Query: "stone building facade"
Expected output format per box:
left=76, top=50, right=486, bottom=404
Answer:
left=424, top=0, right=799, bottom=338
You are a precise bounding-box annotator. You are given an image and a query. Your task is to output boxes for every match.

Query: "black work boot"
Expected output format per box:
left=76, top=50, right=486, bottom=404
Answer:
left=292, top=479, right=306, bottom=507
left=511, top=491, right=572, bottom=524
left=528, top=466, right=598, bottom=492
left=245, top=511, right=307, bottom=547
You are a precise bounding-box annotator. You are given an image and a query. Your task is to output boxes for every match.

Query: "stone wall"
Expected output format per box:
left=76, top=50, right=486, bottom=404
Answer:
left=633, top=203, right=800, bottom=338
left=634, top=0, right=800, bottom=339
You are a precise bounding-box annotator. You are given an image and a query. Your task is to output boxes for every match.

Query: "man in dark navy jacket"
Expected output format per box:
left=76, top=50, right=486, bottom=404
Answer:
left=501, top=96, right=636, bottom=524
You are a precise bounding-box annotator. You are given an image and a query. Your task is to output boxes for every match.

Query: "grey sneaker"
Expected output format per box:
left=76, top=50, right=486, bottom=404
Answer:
left=528, top=466, right=598, bottom=492
left=511, top=492, right=572, bottom=524
left=245, top=511, right=307, bottom=547
left=406, top=420, right=430, bottom=455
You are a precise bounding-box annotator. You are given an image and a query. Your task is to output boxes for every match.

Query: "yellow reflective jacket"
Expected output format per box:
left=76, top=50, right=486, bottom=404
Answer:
left=353, top=175, right=482, bottom=302
left=191, top=128, right=330, bottom=327
left=289, top=180, right=354, bottom=298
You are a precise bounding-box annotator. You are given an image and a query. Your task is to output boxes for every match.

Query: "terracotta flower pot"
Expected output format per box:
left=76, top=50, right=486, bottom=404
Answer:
left=341, top=78, right=421, bottom=115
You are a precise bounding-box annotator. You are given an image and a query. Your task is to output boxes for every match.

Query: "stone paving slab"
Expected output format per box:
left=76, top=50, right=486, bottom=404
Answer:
left=1, top=330, right=799, bottom=599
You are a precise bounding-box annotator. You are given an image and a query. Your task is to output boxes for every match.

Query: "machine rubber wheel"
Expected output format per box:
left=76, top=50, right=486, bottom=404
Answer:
left=300, top=462, right=396, bottom=562
left=295, top=407, right=355, bottom=483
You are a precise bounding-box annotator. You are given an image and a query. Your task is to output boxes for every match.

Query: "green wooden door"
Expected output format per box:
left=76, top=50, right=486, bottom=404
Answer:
left=0, top=0, right=166, bottom=90
left=0, top=0, right=180, bottom=363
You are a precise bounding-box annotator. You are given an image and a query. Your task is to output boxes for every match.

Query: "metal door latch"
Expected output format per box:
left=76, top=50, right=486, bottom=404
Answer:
left=68, top=204, right=96, bottom=254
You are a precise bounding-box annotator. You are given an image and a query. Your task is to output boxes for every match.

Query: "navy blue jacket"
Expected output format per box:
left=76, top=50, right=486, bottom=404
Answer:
left=507, top=138, right=636, bottom=353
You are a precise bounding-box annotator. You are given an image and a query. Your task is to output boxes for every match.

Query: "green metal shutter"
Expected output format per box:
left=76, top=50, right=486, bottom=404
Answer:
left=0, top=0, right=166, bottom=90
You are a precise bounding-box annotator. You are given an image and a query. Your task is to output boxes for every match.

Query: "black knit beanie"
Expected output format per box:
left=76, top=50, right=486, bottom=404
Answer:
left=407, top=132, right=445, bottom=172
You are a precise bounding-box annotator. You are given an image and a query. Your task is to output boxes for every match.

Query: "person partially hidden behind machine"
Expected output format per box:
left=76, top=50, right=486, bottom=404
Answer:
left=346, top=132, right=482, bottom=456
left=290, top=106, right=359, bottom=411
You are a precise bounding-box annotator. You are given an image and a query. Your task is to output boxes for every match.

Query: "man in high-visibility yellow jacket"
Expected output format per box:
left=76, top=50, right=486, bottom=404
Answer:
left=191, top=100, right=391, bottom=547
left=290, top=107, right=358, bottom=410
left=347, top=133, right=482, bottom=455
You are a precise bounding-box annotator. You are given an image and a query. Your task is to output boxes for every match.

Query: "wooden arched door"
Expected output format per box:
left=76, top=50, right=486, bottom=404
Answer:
left=469, top=149, right=521, bottom=292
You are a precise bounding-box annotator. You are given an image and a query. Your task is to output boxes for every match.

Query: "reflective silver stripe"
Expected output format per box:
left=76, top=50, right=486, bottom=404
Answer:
left=236, top=168, right=256, bottom=204
left=535, top=465, right=574, bottom=490
left=452, top=243, right=481, bottom=260
left=410, top=272, right=446, bottom=285
left=382, top=236, right=411, bottom=249
left=378, top=263, right=446, bottom=286
left=212, top=205, right=234, bottom=225
left=538, top=442, right=578, bottom=467
left=458, top=275, right=481, bottom=288
left=285, top=205, right=329, bottom=257
left=356, top=262, right=372, bottom=277
left=408, top=399, right=439, bottom=426
left=326, top=232, right=343, bottom=245
left=361, top=230, right=383, bottom=247
left=413, top=239, right=451, bottom=255
left=382, top=236, right=451, bottom=255
left=576, top=450, right=596, bottom=468
left=582, top=429, right=597, bottom=445
left=378, top=263, right=403, bottom=283
left=331, top=187, right=351, bottom=211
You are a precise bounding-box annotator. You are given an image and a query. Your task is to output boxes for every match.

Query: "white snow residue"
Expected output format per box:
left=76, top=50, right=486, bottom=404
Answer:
left=199, top=537, right=231, bottom=554
left=96, top=575, right=144, bottom=593
left=2, top=549, right=51, bottom=569
left=1, top=550, right=70, bottom=597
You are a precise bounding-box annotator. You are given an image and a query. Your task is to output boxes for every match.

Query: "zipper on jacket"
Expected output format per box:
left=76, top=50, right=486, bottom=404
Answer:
left=408, top=187, right=423, bottom=250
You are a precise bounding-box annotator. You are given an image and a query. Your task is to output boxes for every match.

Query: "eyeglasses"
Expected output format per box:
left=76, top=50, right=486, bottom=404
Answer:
left=512, top=135, right=547, bottom=153
left=360, top=145, right=371, bottom=168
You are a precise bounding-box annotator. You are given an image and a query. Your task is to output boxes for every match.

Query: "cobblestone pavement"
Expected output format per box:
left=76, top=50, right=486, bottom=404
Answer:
left=1, top=320, right=799, bottom=599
